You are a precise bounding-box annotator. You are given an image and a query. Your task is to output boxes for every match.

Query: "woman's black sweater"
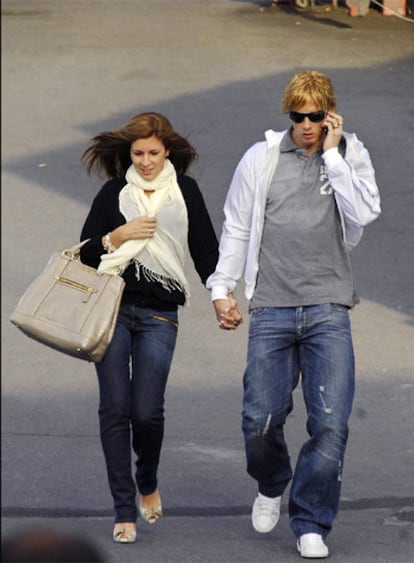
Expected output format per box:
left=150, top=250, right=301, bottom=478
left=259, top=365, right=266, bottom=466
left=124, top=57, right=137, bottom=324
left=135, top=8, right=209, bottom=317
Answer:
left=80, top=175, right=219, bottom=311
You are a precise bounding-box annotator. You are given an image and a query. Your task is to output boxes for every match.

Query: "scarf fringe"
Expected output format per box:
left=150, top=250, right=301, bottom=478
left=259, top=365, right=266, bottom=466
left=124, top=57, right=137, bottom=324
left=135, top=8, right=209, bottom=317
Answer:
left=134, top=260, right=186, bottom=295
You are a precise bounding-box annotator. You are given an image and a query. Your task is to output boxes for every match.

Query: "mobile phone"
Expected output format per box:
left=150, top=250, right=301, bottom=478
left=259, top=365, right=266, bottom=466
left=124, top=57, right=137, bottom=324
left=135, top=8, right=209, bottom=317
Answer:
left=322, top=126, right=328, bottom=134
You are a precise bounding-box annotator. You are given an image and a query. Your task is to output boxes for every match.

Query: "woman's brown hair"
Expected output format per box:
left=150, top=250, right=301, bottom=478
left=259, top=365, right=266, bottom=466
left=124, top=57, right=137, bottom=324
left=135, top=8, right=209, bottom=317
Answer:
left=82, top=112, right=198, bottom=179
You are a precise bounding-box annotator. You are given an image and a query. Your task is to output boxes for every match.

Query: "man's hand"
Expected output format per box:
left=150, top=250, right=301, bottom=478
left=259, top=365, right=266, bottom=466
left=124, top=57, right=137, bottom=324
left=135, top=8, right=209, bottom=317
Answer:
left=322, top=111, right=344, bottom=152
left=213, top=293, right=243, bottom=330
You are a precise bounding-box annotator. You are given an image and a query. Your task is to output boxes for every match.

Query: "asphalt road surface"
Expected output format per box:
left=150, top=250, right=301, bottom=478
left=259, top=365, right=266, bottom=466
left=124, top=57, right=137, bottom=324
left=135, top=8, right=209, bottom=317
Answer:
left=2, top=1, right=414, bottom=562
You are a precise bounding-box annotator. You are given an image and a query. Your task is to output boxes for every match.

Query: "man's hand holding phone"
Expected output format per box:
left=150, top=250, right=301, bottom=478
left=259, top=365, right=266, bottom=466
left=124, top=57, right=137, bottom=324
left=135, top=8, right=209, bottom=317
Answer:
left=322, top=111, right=344, bottom=151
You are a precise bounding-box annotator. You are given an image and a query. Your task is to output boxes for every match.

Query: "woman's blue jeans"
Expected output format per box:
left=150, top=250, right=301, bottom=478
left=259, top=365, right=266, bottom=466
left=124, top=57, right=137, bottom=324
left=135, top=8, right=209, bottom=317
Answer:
left=95, top=304, right=178, bottom=523
left=242, top=304, right=355, bottom=538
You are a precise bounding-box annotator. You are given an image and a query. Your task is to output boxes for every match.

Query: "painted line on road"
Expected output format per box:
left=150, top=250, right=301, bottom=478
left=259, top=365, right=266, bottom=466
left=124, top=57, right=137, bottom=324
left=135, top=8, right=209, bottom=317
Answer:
left=3, top=497, right=414, bottom=519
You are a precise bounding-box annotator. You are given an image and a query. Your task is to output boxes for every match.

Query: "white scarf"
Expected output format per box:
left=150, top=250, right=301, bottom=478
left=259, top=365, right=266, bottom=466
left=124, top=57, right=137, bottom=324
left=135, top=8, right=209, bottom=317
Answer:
left=98, top=159, right=190, bottom=301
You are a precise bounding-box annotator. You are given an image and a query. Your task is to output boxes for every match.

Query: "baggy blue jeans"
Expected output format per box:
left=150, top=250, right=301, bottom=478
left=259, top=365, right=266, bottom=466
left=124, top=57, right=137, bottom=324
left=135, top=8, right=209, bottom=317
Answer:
left=242, top=304, right=355, bottom=538
left=95, top=304, right=178, bottom=523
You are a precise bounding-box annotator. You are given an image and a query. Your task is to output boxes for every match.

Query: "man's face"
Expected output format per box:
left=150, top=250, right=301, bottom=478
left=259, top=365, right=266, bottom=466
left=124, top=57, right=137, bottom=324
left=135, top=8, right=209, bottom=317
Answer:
left=290, top=100, right=326, bottom=154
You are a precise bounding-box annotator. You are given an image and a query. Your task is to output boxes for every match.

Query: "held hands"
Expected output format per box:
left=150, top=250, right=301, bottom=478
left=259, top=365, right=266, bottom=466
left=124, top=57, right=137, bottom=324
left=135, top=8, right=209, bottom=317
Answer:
left=322, top=111, right=344, bottom=152
left=213, top=293, right=243, bottom=331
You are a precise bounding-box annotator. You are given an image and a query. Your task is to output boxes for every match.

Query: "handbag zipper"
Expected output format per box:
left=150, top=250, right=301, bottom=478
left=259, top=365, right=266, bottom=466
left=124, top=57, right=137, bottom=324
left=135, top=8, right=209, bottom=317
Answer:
left=58, top=276, right=97, bottom=298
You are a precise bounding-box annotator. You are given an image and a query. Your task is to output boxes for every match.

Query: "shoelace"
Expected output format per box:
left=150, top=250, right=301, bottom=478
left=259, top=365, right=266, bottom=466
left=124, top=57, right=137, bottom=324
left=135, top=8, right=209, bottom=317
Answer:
left=256, top=496, right=279, bottom=515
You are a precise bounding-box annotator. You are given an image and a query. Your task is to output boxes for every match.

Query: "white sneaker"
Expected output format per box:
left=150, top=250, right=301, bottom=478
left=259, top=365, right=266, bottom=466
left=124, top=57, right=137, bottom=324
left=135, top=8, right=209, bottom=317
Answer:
left=251, top=493, right=281, bottom=533
left=297, top=533, right=329, bottom=558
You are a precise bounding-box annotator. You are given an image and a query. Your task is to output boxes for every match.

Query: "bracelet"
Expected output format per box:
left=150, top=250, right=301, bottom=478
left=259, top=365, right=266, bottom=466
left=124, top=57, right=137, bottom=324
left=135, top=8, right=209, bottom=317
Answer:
left=103, top=232, right=117, bottom=254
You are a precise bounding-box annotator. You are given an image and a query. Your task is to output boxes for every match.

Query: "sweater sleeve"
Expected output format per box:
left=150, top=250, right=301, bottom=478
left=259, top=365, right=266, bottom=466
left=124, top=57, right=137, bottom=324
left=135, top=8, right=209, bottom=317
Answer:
left=179, top=176, right=219, bottom=285
left=80, top=179, right=125, bottom=269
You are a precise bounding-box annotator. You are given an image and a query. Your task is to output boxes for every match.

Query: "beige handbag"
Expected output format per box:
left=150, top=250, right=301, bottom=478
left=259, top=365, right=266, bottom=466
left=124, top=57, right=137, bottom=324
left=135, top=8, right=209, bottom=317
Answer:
left=10, top=241, right=125, bottom=362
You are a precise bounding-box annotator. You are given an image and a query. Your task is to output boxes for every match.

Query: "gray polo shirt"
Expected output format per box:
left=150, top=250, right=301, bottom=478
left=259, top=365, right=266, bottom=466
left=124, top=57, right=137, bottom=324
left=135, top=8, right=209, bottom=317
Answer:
left=250, top=130, right=358, bottom=309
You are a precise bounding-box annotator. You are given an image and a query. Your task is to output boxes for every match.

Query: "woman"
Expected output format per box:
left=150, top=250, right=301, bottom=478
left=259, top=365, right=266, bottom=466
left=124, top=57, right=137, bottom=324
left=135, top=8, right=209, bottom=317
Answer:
left=80, top=112, right=219, bottom=543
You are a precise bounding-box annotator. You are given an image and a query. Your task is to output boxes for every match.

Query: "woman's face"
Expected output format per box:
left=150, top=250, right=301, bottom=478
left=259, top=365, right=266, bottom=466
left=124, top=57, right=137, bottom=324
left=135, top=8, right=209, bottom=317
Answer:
left=130, top=135, right=170, bottom=182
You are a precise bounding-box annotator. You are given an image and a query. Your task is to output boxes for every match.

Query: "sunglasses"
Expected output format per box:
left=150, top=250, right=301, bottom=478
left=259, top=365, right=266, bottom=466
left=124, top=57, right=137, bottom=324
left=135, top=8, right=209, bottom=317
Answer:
left=289, top=111, right=326, bottom=123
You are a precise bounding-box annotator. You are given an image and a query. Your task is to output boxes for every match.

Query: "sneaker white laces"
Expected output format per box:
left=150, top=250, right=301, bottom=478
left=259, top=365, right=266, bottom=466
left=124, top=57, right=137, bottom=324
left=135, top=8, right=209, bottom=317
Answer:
left=252, top=494, right=281, bottom=533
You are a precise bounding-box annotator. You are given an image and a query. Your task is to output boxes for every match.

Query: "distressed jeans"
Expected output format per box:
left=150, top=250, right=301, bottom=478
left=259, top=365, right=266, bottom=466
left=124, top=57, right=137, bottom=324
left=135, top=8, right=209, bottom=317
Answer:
left=95, top=304, right=178, bottom=523
left=242, top=304, right=355, bottom=538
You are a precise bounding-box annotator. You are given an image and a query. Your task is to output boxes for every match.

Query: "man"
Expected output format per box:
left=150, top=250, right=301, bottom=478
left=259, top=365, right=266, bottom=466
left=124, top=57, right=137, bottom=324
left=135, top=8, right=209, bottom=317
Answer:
left=207, top=70, right=380, bottom=558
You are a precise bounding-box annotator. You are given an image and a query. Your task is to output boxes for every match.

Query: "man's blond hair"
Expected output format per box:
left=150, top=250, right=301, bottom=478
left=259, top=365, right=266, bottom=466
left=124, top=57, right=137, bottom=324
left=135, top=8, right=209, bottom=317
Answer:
left=280, top=70, right=337, bottom=113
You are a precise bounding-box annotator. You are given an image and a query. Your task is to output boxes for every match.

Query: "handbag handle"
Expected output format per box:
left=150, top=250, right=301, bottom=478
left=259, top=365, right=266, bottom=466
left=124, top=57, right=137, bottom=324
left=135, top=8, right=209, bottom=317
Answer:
left=61, top=239, right=91, bottom=261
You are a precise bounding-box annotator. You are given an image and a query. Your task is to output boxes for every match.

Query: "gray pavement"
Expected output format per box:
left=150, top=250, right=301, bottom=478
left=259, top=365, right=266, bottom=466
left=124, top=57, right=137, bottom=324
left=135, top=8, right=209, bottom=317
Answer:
left=2, top=1, right=414, bottom=561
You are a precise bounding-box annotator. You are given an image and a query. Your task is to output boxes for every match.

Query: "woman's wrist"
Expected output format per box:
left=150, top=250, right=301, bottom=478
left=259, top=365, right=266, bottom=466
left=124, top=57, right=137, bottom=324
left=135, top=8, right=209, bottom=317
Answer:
left=102, top=232, right=117, bottom=253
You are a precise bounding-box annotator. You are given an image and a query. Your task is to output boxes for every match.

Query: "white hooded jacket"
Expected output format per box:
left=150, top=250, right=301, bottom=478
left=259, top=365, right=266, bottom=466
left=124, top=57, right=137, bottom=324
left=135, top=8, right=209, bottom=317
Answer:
left=207, top=129, right=381, bottom=301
